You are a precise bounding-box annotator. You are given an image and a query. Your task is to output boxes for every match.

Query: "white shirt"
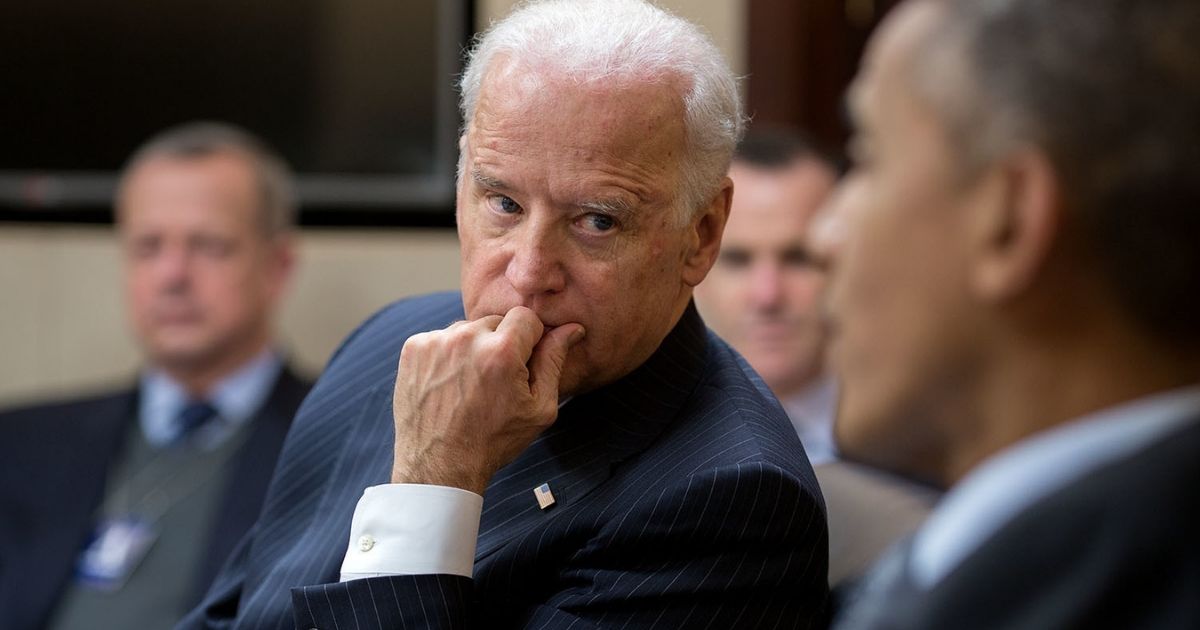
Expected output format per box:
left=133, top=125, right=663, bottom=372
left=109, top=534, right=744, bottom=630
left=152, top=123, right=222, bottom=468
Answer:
left=781, top=376, right=839, bottom=466
left=908, top=385, right=1200, bottom=589
left=340, top=398, right=574, bottom=580
left=139, top=349, right=282, bottom=449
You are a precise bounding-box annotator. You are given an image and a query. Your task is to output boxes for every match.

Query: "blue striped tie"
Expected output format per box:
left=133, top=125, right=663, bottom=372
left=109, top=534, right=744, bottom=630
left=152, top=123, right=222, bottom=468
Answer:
left=175, top=400, right=219, bottom=444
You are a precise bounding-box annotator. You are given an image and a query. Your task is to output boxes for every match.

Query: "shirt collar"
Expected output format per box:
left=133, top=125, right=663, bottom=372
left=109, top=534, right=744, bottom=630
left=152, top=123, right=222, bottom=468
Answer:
left=781, top=376, right=839, bottom=466
left=909, top=385, right=1200, bottom=589
left=139, top=348, right=283, bottom=448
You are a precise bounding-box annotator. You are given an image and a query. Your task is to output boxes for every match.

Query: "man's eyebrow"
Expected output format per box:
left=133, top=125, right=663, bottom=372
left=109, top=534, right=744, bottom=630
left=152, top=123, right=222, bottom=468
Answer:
left=471, top=168, right=508, bottom=190
left=580, top=197, right=636, bottom=219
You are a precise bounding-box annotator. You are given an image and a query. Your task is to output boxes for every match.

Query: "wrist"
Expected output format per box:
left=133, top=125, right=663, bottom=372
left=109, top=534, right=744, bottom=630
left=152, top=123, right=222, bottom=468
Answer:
left=391, top=458, right=491, bottom=495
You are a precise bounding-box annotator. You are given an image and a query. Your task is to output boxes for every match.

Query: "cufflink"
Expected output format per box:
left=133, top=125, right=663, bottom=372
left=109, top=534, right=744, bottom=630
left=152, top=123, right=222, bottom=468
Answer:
left=534, top=483, right=556, bottom=510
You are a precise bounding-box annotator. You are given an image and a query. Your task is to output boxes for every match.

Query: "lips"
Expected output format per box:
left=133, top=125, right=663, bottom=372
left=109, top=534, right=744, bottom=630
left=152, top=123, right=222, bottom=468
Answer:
left=153, top=307, right=203, bottom=325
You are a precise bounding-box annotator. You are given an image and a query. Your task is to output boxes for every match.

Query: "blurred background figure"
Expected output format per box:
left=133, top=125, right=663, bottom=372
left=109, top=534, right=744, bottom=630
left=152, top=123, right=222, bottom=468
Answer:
left=0, top=122, right=313, bottom=630
left=696, top=128, right=840, bottom=461
left=823, top=0, right=1200, bottom=627
left=696, top=126, right=937, bottom=586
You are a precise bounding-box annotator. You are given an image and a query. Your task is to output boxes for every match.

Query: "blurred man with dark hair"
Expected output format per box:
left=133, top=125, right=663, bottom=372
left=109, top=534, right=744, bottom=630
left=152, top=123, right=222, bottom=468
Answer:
left=822, top=0, right=1200, bottom=627
left=696, top=128, right=840, bottom=460
left=697, top=127, right=936, bottom=585
left=0, top=122, right=311, bottom=630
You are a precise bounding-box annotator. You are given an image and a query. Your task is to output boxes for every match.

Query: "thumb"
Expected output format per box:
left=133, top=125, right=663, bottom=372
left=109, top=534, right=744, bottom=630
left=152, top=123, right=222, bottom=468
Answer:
left=528, top=323, right=585, bottom=404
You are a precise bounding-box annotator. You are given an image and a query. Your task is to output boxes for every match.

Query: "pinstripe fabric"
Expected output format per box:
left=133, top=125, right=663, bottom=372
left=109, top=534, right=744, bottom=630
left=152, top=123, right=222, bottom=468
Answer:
left=179, top=292, right=829, bottom=629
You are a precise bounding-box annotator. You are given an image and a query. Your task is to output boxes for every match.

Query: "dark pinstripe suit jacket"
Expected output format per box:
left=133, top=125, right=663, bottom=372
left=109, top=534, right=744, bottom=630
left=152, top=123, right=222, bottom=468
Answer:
left=180, top=292, right=829, bottom=629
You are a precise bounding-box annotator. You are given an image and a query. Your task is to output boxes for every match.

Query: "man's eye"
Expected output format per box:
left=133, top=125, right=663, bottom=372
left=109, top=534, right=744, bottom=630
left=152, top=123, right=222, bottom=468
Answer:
left=718, top=250, right=750, bottom=268
left=581, top=213, right=617, bottom=233
left=782, top=247, right=814, bottom=268
left=193, top=236, right=235, bottom=259
left=488, top=195, right=521, bottom=214
left=128, top=237, right=160, bottom=259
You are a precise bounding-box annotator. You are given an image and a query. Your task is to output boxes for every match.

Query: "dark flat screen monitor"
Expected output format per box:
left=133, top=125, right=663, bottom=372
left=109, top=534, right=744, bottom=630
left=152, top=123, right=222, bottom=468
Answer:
left=0, top=0, right=468, bottom=221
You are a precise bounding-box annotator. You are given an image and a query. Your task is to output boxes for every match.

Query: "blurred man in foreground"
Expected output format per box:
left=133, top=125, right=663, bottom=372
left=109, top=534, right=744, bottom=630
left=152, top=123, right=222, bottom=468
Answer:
left=180, top=1, right=829, bottom=628
left=824, top=0, right=1200, bottom=627
left=697, top=129, right=937, bottom=585
left=0, top=122, right=311, bottom=630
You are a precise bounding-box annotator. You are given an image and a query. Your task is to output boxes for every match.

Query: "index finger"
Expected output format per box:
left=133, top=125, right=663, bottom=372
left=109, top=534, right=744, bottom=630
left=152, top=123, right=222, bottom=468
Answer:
left=494, top=306, right=546, bottom=357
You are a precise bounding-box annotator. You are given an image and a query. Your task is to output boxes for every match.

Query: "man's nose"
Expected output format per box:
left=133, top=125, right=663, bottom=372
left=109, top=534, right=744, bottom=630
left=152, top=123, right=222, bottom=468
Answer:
left=153, top=246, right=193, bottom=290
left=504, top=223, right=567, bottom=298
left=748, top=262, right=785, bottom=309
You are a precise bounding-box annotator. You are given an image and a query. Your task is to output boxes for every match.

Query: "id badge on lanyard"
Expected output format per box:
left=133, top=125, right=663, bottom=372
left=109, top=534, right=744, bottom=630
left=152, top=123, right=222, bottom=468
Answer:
left=74, top=516, right=160, bottom=591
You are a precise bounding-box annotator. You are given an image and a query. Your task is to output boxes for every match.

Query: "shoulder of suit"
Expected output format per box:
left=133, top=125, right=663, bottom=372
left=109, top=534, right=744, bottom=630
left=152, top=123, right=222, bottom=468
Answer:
left=0, top=386, right=135, bottom=450
left=1036, top=418, right=1200, bottom=523
left=966, top=418, right=1200, bottom=570
left=314, top=291, right=467, bottom=390
left=676, top=334, right=816, bottom=477
left=0, top=386, right=135, bottom=423
left=344, top=291, right=465, bottom=344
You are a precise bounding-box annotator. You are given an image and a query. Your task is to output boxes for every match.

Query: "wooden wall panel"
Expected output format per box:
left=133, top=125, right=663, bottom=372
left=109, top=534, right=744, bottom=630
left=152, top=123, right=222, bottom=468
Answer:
left=746, top=0, right=901, bottom=155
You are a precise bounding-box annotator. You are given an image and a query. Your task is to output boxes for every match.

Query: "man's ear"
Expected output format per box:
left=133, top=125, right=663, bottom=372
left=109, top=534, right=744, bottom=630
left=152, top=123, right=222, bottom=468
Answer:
left=265, top=232, right=297, bottom=306
left=968, top=148, right=1062, bottom=302
left=682, top=176, right=733, bottom=288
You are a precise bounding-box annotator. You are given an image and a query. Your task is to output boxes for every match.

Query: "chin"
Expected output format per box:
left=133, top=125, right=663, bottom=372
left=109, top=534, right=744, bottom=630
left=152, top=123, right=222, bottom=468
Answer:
left=838, top=391, right=944, bottom=485
left=148, top=338, right=220, bottom=370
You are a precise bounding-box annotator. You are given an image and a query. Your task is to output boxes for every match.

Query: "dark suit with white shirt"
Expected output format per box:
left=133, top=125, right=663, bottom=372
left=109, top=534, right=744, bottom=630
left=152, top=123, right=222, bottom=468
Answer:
left=0, top=365, right=310, bottom=630
left=834, top=415, right=1200, bottom=629
left=180, top=291, right=830, bottom=629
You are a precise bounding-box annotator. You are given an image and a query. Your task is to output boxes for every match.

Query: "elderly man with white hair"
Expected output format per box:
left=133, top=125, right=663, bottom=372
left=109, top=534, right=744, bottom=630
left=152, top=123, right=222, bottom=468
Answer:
left=177, top=1, right=829, bottom=628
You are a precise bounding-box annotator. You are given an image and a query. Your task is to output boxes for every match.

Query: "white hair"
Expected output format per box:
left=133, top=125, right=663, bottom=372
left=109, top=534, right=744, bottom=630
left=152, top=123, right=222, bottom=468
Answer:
left=459, top=0, right=744, bottom=222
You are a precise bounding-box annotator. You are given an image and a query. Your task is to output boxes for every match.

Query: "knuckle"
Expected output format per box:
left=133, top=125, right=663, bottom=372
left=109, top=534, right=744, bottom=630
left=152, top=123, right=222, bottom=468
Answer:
left=401, top=333, right=428, bottom=355
left=474, top=315, right=503, bottom=332
left=477, top=335, right=517, bottom=370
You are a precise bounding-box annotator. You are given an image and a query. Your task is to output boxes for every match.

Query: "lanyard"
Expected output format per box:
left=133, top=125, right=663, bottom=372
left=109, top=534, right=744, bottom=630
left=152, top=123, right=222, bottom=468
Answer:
left=101, top=421, right=253, bottom=526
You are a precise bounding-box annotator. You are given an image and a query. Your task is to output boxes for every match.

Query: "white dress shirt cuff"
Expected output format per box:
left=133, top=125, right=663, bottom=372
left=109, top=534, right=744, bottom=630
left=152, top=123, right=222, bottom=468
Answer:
left=340, top=483, right=483, bottom=581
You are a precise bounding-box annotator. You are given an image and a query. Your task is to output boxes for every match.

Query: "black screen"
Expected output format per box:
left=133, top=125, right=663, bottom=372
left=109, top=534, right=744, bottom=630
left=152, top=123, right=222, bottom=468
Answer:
left=0, top=0, right=466, bottom=216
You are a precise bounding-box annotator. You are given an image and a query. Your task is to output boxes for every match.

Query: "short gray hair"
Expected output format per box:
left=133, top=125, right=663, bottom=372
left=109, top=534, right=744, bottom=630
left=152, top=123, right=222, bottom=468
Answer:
left=911, top=0, right=1200, bottom=347
left=459, top=0, right=744, bottom=222
left=118, top=121, right=298, bottom=236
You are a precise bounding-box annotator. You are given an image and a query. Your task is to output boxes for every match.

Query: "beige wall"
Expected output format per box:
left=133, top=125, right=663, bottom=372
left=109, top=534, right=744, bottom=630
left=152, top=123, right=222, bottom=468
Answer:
left=0, top=226, right=461, bottom=407
left=0, top=0, right=747, bottom=408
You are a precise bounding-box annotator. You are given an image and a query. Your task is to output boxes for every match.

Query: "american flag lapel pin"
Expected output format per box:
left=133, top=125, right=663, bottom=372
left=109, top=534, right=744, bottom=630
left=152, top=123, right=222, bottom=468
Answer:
left=534, top=483, right=556, bottom=510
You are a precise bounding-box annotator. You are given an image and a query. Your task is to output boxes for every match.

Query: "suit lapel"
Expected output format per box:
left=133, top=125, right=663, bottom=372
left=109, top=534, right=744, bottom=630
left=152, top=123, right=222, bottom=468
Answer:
left=192, top=365, right=310, bottom=598
left=474, top=303, right=710, bottom=563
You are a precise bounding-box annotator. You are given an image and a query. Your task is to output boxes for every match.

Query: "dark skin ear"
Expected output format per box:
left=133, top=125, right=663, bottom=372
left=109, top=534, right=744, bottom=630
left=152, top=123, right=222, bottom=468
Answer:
left=968, top=148, right=1062, bottom=302
left=682, top=176, right=734, bottom=288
